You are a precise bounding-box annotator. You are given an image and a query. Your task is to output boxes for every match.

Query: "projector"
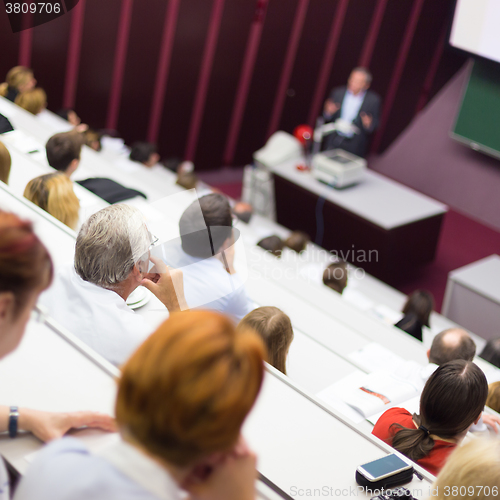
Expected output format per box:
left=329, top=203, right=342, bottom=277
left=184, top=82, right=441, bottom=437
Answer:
left=312, top=149, right=367, bottom=189
left=253, top=131, right=302, bottom=168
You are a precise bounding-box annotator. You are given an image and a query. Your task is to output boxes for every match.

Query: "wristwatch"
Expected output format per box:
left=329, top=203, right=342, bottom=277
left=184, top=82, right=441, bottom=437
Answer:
left=8, top=406, right=19, bottom=438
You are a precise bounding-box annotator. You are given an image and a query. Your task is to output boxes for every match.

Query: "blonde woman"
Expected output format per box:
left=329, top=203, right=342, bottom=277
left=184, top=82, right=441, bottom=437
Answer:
left=431, top=438, right=500, bottom=499
left=0, top=141, right=11, bottom=184
left=238, top=306, right=294, bottom=375
left=15, top=88, right=47, bottom=115
left=0, top=66, right=36, bottom=102
left=24, top=173, right=80, bottom=230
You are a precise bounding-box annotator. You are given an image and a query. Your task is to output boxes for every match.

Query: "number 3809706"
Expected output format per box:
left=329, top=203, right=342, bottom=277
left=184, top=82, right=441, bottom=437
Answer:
left=5, top=3, right=62, bottom=14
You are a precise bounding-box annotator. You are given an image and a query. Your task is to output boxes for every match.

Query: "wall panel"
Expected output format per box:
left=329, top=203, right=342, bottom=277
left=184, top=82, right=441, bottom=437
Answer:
left=29, top=13, right=71, bottom=113
left=116, top=0, right=169, bottom=145
left=233, top=0, right=299, bottom=166
left=73, top=0, right=121, bottom=129
left=195, top=0, right=256, bottom=169
left=0, top=0, right=466, bottom=170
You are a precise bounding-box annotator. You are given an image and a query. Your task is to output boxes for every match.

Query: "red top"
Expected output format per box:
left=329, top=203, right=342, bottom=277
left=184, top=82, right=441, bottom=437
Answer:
left=372, top=407, right=456, bottom=476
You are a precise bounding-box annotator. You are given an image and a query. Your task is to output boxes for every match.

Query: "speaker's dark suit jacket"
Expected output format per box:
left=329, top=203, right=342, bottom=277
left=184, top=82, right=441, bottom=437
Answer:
left=323, top=86, right=381, bottom=157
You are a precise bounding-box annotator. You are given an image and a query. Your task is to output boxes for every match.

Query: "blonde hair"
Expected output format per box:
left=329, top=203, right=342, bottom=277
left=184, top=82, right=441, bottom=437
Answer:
left=15, top=88, right=47, bottom=115
left=116, top=311, right=266, bottom=467
left=238, top=306, right=293, bottom=375
left=0, top=142, right=11, bottom=184
left=0, top=66, right=34, bottom=97
left=432, top=438, right=500, bottom=499
left=24, top=173, right=79, bottom=229
left=486, top=381, right=500, bottom=413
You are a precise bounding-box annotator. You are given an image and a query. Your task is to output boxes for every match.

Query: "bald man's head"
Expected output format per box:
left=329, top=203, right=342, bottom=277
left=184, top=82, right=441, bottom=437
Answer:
left=428, top=328, right=476, bottom=366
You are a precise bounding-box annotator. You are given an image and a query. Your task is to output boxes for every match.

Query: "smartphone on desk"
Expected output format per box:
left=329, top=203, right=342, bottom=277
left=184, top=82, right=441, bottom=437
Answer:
left=357, top=454, right=412, bottom=482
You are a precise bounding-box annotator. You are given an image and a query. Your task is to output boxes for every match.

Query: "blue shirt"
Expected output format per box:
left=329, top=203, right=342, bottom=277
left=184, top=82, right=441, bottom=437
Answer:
left=14, top=438, right=182, bottom=500
left=339, top=90, right=365, bottom=137
left=156, top=240, right=253, bottom=322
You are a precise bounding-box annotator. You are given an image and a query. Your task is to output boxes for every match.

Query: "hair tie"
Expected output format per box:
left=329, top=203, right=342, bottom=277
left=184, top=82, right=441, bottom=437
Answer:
left=419, top=425, right=430, bottom=436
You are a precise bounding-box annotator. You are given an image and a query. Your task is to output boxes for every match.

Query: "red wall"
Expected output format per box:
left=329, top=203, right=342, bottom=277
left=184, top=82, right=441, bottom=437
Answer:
left=0, top=0, right=465, bottom=170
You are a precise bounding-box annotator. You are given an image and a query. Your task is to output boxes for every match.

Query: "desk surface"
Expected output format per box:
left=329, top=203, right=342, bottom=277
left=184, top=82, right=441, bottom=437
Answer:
left=244, top=368, right=434, bottom=498
left=267, top=158, right=447, bottom=230
left=449, top=255, right=500, bottom=303
left=0, top=314, right=119, bottom=473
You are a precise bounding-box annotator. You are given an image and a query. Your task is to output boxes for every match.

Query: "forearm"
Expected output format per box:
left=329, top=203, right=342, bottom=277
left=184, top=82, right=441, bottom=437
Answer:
left=0, top=406, right=37, bottom=434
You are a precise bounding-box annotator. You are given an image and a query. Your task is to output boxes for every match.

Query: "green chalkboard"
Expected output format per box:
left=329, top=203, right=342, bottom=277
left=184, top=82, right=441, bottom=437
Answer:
left=453, top=60, right=500, bottom=159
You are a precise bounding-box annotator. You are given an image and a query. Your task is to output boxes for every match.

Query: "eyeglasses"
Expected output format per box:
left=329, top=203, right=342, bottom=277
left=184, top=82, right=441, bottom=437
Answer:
left=149, top=232, right=159, bottom=251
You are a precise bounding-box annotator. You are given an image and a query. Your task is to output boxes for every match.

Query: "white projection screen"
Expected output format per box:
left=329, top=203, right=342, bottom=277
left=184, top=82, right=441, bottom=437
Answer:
left=449, top=0, right=500, bottom=64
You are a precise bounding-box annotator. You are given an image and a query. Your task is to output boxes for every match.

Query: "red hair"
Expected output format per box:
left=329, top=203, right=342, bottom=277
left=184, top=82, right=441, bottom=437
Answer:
left=116, top=310, right=266, bottom=466
left=0, top=211, right=53, bottom=313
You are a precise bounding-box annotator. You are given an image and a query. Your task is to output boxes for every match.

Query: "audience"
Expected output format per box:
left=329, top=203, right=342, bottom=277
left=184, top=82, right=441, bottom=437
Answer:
left=372, top=360, right=488, bottom=476
left=0, top=141, right=11, bottom=184
left=39, top=205, right=188, bottom=365
left=0, top=66, right=36, bottom=102
left=323, top=261, right=348, bottom=294
left=162, top=193, right=253, bottom=321
left=395, top=327, right=499, bottom=431
left=257, top=235, right=284, bottom=257
left=14, top=310, right=264, bottom=500
left=0, top=211, right=115, bottom=498
left=24, top=173, right=80, bottom=230
left=238, top=306, right=294, bottom=375
left=431, top=438, right=500, bottom=500
left=129, top=142, right=160, bottom=167
left=15, top=87, right=47, bottom=115
left=394, top=289, right=434, bottom=342
left=285, top=231, right=309, bottom=254
left=479, top=338, right=500, bottom=368
left=5, top=65, right=500, bottom=494
left=46, top=131, right=83, bottom=177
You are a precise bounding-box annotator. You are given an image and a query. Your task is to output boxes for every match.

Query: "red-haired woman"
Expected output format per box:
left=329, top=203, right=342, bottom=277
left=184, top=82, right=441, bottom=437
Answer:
left=15, top=311, right=266, bottom=500
left=0, top=211, right=115, bottom=498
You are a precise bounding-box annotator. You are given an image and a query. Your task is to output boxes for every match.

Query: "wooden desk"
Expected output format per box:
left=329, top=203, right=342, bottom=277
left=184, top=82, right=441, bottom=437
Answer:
left=267, top=159, right=447, bottom=285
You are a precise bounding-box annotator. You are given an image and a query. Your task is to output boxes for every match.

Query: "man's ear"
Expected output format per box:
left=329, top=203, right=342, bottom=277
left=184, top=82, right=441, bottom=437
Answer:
left=426, top=349, right=430, bottom=361
left=131, top=262, right=145, bottom=281
left=0, top=292, right=15, bottom=323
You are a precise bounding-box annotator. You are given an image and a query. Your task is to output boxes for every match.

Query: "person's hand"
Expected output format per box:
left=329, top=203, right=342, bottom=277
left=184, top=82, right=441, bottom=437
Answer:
left=360, top=112, right=373, bottom=129
left=184, top=437, right=257, bottom=500
left=75, top=123, right=89, bottom=133
left=141, top=256, right=189, bottom=312
left=18, top=409, right=116, bottom=442
left=216, top=234, right=236, bottom=275
left=483, top=413, right=500, bottom=433
left=324, top=99, right=340, bottom=117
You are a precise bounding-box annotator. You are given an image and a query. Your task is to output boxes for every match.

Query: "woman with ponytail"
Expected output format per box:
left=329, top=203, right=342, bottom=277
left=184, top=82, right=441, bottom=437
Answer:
left=372, top=360, right=488, bottom=476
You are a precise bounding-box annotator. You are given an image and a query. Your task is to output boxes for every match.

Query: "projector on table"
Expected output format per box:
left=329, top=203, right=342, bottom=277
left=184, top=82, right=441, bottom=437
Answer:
left=312, top=149, right=367, bottom=189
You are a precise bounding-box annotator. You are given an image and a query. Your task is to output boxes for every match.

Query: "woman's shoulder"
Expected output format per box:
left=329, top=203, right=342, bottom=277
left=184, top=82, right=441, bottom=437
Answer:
left=372, top=407, right=413, bottom=440
left=379, top=407, right=413, bottom=422
left=14, top=438, right=160, bottom=500
left=419, top=441, right=457, bottom=476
